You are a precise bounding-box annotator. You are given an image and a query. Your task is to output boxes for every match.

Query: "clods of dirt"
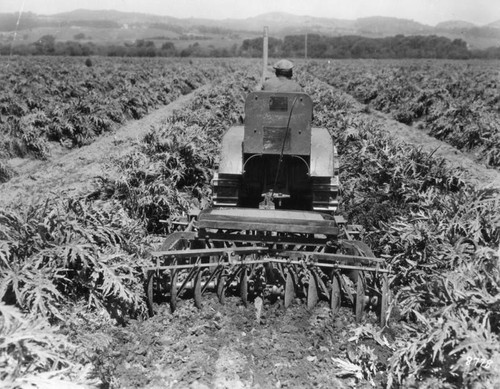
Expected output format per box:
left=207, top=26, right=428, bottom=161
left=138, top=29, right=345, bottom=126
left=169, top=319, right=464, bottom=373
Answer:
left=84, top=294, right=391, bottom=388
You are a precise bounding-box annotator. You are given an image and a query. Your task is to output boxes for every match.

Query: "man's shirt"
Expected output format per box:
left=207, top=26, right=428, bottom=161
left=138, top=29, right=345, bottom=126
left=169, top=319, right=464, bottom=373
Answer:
left=262, top=76, right=302, bottom=92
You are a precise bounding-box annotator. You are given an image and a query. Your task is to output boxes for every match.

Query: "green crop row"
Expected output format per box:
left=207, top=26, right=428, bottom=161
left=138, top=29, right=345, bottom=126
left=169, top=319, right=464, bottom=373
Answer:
left=307, top=59, right=500, bottom=168
left=0, top=57, right=231, bottom=170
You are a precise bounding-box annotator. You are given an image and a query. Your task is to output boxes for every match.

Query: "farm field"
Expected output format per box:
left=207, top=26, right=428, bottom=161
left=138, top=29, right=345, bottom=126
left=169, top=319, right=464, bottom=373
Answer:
left=1, top=57, right=499, bottom=389
left=0, top=56, right=231, bottom=181
left=307, top=59, right=500, bottom=168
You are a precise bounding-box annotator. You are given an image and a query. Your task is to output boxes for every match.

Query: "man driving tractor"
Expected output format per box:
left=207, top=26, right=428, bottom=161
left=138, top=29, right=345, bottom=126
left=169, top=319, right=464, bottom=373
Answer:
left=262, top=59, right=302, bottom=92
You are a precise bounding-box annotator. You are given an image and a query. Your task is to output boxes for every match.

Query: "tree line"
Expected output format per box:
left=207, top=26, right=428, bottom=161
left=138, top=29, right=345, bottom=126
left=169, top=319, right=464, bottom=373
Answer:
left=1, top=33, right=499, bottom=59
left=241, top=34, right=500, bottom=59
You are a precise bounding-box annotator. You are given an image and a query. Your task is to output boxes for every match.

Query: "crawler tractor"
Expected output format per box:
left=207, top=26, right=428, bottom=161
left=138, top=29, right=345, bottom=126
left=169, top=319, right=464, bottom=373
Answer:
left=145, top=91, right=389, bottom=325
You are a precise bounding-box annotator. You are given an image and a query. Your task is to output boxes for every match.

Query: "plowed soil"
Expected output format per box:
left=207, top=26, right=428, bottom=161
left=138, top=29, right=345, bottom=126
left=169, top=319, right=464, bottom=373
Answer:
left=1, top=83, right=499, bottom=388
left=95, top=295, right=389, bottom=389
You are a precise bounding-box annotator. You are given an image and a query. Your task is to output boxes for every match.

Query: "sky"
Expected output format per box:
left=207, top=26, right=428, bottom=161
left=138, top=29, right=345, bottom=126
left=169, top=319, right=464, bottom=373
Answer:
left=0, top=0, right=499, bottom=26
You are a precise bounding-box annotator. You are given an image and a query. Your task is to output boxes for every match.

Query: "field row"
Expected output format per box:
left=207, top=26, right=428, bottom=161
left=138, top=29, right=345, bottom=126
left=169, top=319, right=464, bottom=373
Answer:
left=307, top=59, right=500, bottom=167
left=0, top=57, right=236, bottom=178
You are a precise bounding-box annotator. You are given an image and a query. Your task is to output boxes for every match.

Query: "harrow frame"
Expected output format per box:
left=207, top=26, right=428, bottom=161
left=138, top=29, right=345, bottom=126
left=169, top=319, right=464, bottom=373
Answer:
left=145, top=214, right=390, bottom=326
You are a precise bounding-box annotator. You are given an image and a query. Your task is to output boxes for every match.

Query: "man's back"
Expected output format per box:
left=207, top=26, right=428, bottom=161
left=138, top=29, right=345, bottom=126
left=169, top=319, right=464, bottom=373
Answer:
left=262, top=75, right=302, bottom=92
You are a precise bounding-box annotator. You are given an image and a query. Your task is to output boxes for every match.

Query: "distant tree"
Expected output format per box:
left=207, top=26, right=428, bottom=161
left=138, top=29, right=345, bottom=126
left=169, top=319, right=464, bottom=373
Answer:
left=74, top=33, right=86, bottom=40
left=34, top=34, right=55, bottom=54
left=107, top=45, right=128, bottom=57
left=240, top=37, right=282, bottom=57
left=279, top=33, right=471, bottom=59
left=159, top=41, right=176, bottom=56
left=161, top=42, right=175, bottom=51
left=135, top=39, right=155, bottom=48
left=57, top=41, right=82, bottom=56
left=180, top=42, right=199, bottom=57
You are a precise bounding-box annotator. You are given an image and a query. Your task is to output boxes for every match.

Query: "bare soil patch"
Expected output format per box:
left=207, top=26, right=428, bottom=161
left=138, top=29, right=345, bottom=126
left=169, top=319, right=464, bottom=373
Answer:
left=96, top=296, right=374, bottom=389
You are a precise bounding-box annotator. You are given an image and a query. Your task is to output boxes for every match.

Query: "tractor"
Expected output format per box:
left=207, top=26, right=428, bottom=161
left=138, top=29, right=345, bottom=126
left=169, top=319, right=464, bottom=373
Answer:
left=145, top=91, right=389, bottom=326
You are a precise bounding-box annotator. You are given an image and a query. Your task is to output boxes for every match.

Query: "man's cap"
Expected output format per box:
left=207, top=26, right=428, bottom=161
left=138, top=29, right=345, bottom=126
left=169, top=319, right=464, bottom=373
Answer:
left=273, top=59, right=294, bottom=71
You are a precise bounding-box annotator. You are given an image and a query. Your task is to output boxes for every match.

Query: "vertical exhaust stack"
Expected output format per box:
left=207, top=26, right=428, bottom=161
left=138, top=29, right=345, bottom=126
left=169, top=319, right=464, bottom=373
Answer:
left=261, top=26, right=269, bottom=87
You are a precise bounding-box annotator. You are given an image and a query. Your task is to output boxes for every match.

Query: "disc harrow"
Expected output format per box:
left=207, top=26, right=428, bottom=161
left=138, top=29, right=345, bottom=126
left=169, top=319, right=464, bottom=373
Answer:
left=145, top=218, right=390, bottom=326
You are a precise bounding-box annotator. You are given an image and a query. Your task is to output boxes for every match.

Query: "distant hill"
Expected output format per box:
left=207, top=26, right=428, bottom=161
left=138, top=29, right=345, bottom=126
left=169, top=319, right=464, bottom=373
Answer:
left=223, top=12, right=352, bottom=33
left=435, top=20, right=476, bottom=30
left=487, top=20, right=500, bottom=29
left=52, top=9, right=179, bottom=24
left=354, top=16, right=431, bottom=35
left=0, top=10, right=499, bottom=50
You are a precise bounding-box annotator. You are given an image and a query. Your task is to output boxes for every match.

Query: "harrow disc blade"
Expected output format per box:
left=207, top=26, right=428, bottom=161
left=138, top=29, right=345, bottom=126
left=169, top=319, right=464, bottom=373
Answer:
left=330, top=274, right=341, bottom=314
left=284, top=270, right=295, bottom=308
left=255, top=296, right=263, bottom=322
left=146, top=271, right=154, bottom=317
left=355, top=272, right=365, bottom=323
left=217, top=274, right=226, bottom=305
left=170, top=270, right=178, bottom=313
left=380, top=273, right=389, bottom=327
left=307, top=271, right=318, bottom=310
left=194, top=269, right=202, bottom=309
left=240, top=266, right=248, bottom=307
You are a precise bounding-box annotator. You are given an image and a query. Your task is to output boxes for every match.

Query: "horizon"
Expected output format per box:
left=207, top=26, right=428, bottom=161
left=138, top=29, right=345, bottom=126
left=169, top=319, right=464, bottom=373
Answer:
left=0, top=0, right=498, bottom=26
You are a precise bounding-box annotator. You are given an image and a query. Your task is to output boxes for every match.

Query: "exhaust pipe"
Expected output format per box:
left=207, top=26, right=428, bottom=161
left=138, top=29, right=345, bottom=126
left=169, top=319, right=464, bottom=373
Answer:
left=261, top=26, right=268, bottom=88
